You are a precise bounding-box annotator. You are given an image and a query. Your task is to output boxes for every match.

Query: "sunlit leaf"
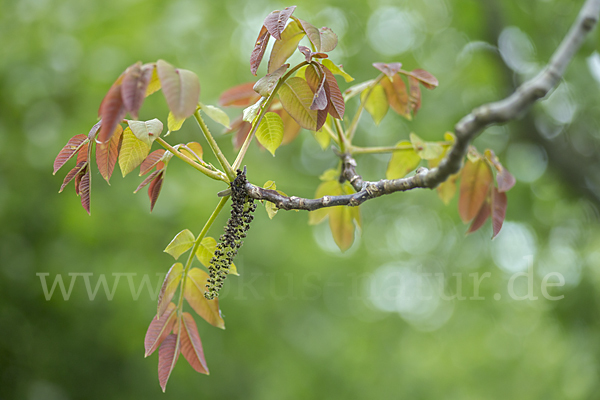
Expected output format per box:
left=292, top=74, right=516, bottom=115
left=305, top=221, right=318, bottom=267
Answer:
left=180, top=312, right=209, bottom=374
left=195, top=237, right=238, bottom=275
left=256, top=112, right=284, bottom=156
left=278, top=77, right=318, bottom=130
left=410, top=133, right=444, bottom=160
left=386, top=141, right=421, bottom=179
left=322, top=59, right=354, bottom=82
left=140, top=149, right=166, bottom=176
left=467, top=199, right=491, bottom=234
left=200, top=103, right=230, bottom=130
left=167, top=112, right=185, bottom=132
left=158, top=333, right=180, bottom=392
left=54, top=134, right=88, bottom=174
left=145, top=302, right=177, bottom=357
left=184, top=268, right=225, bottom=329
left=121, top=61, right=153, bottom=119
left=157, top=263, right=183, bottom=319
left=360, top=84, right=388, bottom=125
left=459, top=158, right=493, bottom=223
left=491, top=187, right=507, bottom=238
left=219, top=82, right=260, bottom=107
left=95, top=125, right=123, bottom=183
left=127, top=118, right=163, bottom=146
left=372, top=62, right=402, bottom=78
left=119, top=127, right=151, bottom=177
left=250, top=26, right=270, bottom=76
left=410, top=69, right=439, bottom=89
left=98, top=83, right=126, bottom=144
left=179, top=142, right=203, bottom=162
left=164, top=229, right=195, bottom=260
left=319, top=26, right=338, bottom=52
left=268, top=20, right=304, bottom=73
left=254, top=64, right=289, bottom=97
left=381, top=75, right=410, bottom=119
left=157, top=59, right=200, bottom=120
left=263, top=6, right=296, bottom=40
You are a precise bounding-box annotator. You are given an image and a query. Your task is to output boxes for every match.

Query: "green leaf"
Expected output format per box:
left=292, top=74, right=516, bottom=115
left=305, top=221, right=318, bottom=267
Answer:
left=184, top=268, right=225, bottom=329
left=269, top=20, right=305, bottom=73
left=242, top=97, right=265, bottom=124
left=459, top=158, right=493, bottom=223
left=308, top=179, right=338, bottom=225
left=386, top=141, right=421, bottom=179
left=164, top=229, right=195, bottom=260
left=167, top=112, right=185, bottom=132
left=360, top=84, right=388, bottom=125
left=410, top=133, right=444, bottom=160
left=156, top=59, right=200, bottom=120
left=127, top=119, right=164, bottom=146
left=196, top=237, right=238, bottom=275
left=437, top=173, right=459, bottom=205
left=254, top=64, right=289, bottom=97
left=200, top=103, right=230, bottom=130
left=278, top=77, right=318, bottom=130
left=312, top=129, right=331, bottom=150
left=119, top=126, right=150, bottom=177
left=157, top=263, right=183, bottom=319
left=322, top=59, right=354, bottom=82
left=262, top=181, right=282, bottom=219
left=144, top=64, right=161, bottom=97
left=256, top=112, right=284, bottom=156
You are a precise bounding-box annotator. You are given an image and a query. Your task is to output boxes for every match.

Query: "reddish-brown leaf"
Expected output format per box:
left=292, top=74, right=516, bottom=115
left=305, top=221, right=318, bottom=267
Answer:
left=298, top=19, right=321, bottom=51
left=467, top=199, right=491, bottom=234
left=79, top=167, right=91, bottom=215
left=227, top=116, right=252, bottom=150
left=59, top=161, right=87, bottom=193
left=458, top=159, right=493, bottom=223
left=145, top=302, right=177, bottom=357
left=98, top=84, right=127, bottom=144
left=135, top=169, right=162, bottom=193
left=410, top=69, right=438, bottom=89
left=323, top=66, right=345, bottom=119
left=263, top=6, right=296, bottom=40
left=74, top=164, right=86, bottom=196
left=121, top=61, right=153, bottom=119
left=308, top=66, right=328, bottom=111
left=298, top=45, right=313, bottom=62
left=54, top=134, right=88, bottom=175
left=95, top=125, right=123, bottom=183
left=219, top=82, right=261, bottom=107
left=76, top=142, right=89, bottom=165
left=180, top=312, right=209, bottom=374
left=250, top=26, right=270, bottom=76
left=140, top=149, right=166, bottom=176
left=485, top=149, right=516, bottom=192
left=148, top=172, right=164, bottom=212
left=158, top=333, right=180, bottom=392
left=408, top=75, right=422, bottom=115
left=491, top=187, right=507, bottom=238
left=380, top=75, right=410, bottom=118
left=157, top=60, right=200, bottom=120
left=157, top=263, right=183, bottom=319
left=319, top=27, right=338, bottom=52
left=372, top=62, right=403, bottom=78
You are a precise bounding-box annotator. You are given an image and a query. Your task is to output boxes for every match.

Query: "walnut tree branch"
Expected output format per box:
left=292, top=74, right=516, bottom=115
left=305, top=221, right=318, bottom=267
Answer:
left=245, top=0, right=600, bottom=211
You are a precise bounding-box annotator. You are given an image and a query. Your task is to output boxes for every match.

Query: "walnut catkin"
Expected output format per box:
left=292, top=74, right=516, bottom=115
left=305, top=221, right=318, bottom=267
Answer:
left=204, top=168, right=256, bottom=300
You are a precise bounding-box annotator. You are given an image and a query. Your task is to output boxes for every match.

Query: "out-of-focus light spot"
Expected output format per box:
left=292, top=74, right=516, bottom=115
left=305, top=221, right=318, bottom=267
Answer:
left=367, top=7, right=423, bottom=56
left=16, top=0, right=51, bottom=23
left=87, top=46, right=127, bottom=84
left=414, top=28, right=466, bottom=74
left=457, top=40, right=498, bottom=65
left=535, top=114, right=564, bottom=140
left=387, top=206, right=442, bottom=255
left=586, top=51, right=600, bottom=83
left=498, top=26, right=538, bottom=74
left=506, top=143, right=547, bottom=183
left=542, top=83, right=577, bottom=124
left=297, top=135, right=336, bottom=176
left=492, top=221, right=537, bottom=273
left=48, top=35, right=82, bottom=73
left=537, top=245, right=581, bottom=287
left=420, top=0, right=452, bottom=34
left=315, top=7, right=348, bottom=39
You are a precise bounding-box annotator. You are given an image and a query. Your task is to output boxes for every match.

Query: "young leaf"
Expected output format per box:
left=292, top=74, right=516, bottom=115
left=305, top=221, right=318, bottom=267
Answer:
left=164, top=229, right=196, bottom=260
left=322, top=59, right=354, bottom=82
left=179, top=142, right=204, bottom=162
left=408, top=75, right=422, bottom=115
left=410, top=133, right=444, bottom=160
left=200, top=104, right=230, bottom=130
left=322, top=66, right=345, bottom=119
left=127, top=119, right=164, bottom=146
left=263, top=181, right=279, bottom=219
left=312, top=129, right=331, bottom=150
left=145, top=302, right=177, bottom=357
left=360, top=84, right=388, bottom=125
left=135, top=169, right=162, bottom=193
left=250, top=26, right=270, bottom=76
left=278, top=77, right=318, bottom=130
left=319, top=27, right=338, bottom=52
left=491, top=187, right=507, bottom=238
left=458, top=158, right=493, bottom=223
left=467, top=199, right=491, bottom=234
left=308, top=179, right=338, bottom=225
left=98, top=83, right=127, bottom=144
left=305, top=64, right=328, bottom=111
left=195, top=237, right=238, bottom=275
left=263, top=6, right=296, bottom=40
left=485, top=149, right=516, bottom=192
left=180, top=312, right=209, bottom=374
left=140, top=149, right=166, bottom=176
left=156, top=59, right=200, bottom=120
left=184, top=268, right=225, bottom=329
left=95, top=125, right=123, bottom=183
left=167, top=112, right=185, bottom=132
left=158, top=333, right=180, bottom=392
left=298, top=19, right=321, bottom=51
left=254, top=64, right=289, bottom=97
left=268, top=20, right=305, bottom=73
left=121, top=61, right=153, bottom=119
left=144, top=63, right=161, bottom=97
left=79, top=167, right=91, bottom=215
left=410, top=69, right=439, bottom=89
left=242, top=97, right=266, bottom=124
left=256, top=112, right=284, bottom=156
left=329, top=204, right=355, bottom=252
left=381, top=75, right=410, bottom=119
left=437, top=173, right=459, bottom=205
left=59, top=161, right=87, bottom=193
left=148, top=171, right=164, bottom=212
left=372, top=62, right=402, bottom=78
left=54, top=134, right=88, bottom=174
left=386, top=142, right=421, bottom=179
left=119, top=127, right=151, bottom=177
left=276, top=109, right=302, bottom=145
left=219, top=82, right=260, bottom=107
left=344, top=79, right=374, bottom=101
left=157, top=263, right=183, bottom=319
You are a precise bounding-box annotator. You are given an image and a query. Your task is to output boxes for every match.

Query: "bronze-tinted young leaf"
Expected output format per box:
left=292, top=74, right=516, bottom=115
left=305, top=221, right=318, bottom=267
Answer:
left=180, top=312, right=209, bottom=374
left=360, top=84, right=388, bottom=125
left=219, top=82, right=261, bottom=107
left=254, top=63, right=289, bottom=97
left=380, top=75, right=410, bottom=119
left=74, top=164, right=85, bottom=196
left=140, top=149, right=166, bottom=176
left=319, top=26, right=338, bottom=52
left=157, top=263, right=183, bottom=319
left=135, top=169, right=162, bottom=194
left=458, top=159, right=493, bottom=223
left=298, top=19, right=321, bottom=51
left=164, top=229, right=195, bottom=260
left=250, top=26, right=270, bottom=76
left=305, top=65, right=327, bottom=111
left=467, top=199, right=491, bottom=234
left=120, top=127, right=151, bottom=177
left=76, top=142, right=89, bottom=165
left=158, top=333, right=180, bottom=392
left=410, top=69, right=439, bottom=89
left=278, top=77, right=318, bottom=130
left=98, top=84, right=127, bottom=144
left=408, top=75, right=422, bottom=115
left=491, top=187, right=507, bottom=238
left=145, top=302, right=177, bottom=357
left=184, top=268, right=225, bottom=329
left=122, top=61, right=153, bottom=119
left=148, top=171, right=164, bottom=212
left=263, top=6, right=296, bottom=40
left=59, top=161, right=87, bottom=193
left=485, top=149, right=516, bottom=193
left=95, top=125, right=123, bottom=183
left=322, top=66, right=345, bottom=119
left=179, top=142, right=203, bottom=162
left=157, top=59, right=200, bottom=120
left=298, top=45, right=313, bottom=62
left=79, top=167, right=91, bottom=215
left=386, top=141, right=421, bottom=179
left=228, top=117, right=252, bottom=150
left=372, top=62, right=402, bottom=78
left=268, top=20, right=305, bottom=73
left=54, top=134, right=88, bottom=175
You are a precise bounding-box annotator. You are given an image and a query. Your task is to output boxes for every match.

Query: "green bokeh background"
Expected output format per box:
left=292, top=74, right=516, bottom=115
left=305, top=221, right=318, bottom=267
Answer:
left=2, top=0, right=600, bottom=398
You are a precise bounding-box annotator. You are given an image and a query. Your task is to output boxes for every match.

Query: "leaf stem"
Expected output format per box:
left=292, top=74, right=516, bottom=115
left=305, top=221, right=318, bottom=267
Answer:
left=346, top=74, right=384, bottom=140
left=351, top=141, right=453, bottom=155
left=334, top=118, right=348, bottom=152
left=194, top=110, right=236, bottom=181
left=156, top=137, right=227, bottom=182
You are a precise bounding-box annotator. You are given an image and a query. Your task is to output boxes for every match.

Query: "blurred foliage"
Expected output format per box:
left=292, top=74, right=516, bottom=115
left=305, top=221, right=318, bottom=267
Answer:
left=2, top=0, right=600, bottom=398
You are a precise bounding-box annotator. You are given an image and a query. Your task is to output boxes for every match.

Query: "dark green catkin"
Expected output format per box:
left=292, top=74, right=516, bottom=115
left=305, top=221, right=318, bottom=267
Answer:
left=204, top=168, right=256, bottom=300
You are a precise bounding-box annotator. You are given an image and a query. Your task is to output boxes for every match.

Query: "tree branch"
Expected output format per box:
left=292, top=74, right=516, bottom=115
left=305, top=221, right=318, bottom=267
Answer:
left=245, top=0, right=600, bottom=212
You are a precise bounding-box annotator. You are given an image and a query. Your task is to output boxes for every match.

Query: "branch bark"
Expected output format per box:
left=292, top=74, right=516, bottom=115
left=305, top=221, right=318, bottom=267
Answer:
left=246, top=0, right=600, bottom=212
